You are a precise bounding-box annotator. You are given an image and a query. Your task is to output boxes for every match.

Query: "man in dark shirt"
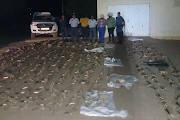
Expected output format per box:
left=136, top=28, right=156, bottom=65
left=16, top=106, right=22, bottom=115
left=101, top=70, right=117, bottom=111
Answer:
left=59, top=14, right=68, bottom=40
left=116, top=12, right=125, bottom=44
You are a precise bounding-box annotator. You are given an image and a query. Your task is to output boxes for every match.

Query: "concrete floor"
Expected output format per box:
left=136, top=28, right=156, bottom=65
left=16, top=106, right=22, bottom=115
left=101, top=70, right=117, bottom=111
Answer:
left=0, top=37, right=180, bottom=120
left=113, top=37, right=180, bottom=120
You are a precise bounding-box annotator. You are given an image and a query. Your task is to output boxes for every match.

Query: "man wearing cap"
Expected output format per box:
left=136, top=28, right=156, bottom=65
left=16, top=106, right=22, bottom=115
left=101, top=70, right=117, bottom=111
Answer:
left=80, top=15, right=89, bottom=41
left=59, top=14, right=68, bottom=41
left=69, top=13, right=80, bottom=42
left=116, top=12, right=125, bottom=44
left=97, top=14, right=106, bottom=43
left=88, top=15, right=97, bottom=42
left=106, top=12, right=116, bottom=43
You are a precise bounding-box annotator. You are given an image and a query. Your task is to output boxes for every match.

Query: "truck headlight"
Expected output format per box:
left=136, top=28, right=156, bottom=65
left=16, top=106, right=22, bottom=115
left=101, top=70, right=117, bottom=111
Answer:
left=31, top=23, right=37, bottom=26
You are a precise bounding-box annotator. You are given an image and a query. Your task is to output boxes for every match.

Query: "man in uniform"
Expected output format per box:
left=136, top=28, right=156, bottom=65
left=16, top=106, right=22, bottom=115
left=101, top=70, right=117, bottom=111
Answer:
left=116, top=12, right=125, bottom=44
left=59, top=14, right=68, bottom=41
left=88, top=15, right=97, bottom=42
left=69, top=13, right=80, bottom=42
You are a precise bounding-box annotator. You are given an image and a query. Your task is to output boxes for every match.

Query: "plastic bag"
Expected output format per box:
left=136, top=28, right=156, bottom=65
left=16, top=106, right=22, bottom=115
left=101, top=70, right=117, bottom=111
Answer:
left=80, top=91, right=128, bottom=118
left=107, top=74, right=138, bottom=89
left=104, top=57, right=123, bottom=67
left=84, top=47, right=104, bottom=53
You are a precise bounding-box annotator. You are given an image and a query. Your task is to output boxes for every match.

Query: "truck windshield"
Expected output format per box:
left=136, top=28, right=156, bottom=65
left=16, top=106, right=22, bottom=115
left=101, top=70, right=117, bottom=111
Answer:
left=33, top=15, right=54, bottom=22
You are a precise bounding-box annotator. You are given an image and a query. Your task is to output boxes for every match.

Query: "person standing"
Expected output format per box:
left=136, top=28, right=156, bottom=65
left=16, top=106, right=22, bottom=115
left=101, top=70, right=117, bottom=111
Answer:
left=97, top=14, right=106, bottom=43
left=80, top=16, right=89, bottom=41
left=59, top=14, right=68, bottom=41
left=106, top=12, right=116, bottom=43
left=88, top=15, right=97, bottom=42
left=116, top=12, right=125, bottom=44
left=69, top=13, right=80, bottom=42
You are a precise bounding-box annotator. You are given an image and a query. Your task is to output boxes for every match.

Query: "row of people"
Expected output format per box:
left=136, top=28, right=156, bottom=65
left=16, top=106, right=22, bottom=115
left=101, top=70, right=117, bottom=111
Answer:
left=59, top=13, right=97, bottom=41
left=59, top=12, right=125, bottom=43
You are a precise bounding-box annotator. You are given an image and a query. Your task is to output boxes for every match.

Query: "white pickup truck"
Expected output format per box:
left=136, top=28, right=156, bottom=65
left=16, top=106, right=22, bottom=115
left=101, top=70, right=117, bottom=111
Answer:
left=30, top=12, right=58, bottom=38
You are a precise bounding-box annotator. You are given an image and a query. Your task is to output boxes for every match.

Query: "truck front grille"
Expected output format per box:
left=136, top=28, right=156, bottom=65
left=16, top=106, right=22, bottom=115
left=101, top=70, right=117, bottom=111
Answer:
left=37, top=24, right=53, bottom=28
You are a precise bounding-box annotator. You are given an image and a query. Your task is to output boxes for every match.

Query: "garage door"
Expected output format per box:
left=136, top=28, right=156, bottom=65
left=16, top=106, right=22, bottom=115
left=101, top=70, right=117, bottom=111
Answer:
left=108, top=4, right=149, bottom=36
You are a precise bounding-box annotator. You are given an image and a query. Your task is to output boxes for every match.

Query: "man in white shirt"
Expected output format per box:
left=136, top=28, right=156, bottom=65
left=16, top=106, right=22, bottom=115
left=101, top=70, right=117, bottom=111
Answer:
left=69, top=13, right=80, bottom=42
left=88, top=15, right=97, bottom=42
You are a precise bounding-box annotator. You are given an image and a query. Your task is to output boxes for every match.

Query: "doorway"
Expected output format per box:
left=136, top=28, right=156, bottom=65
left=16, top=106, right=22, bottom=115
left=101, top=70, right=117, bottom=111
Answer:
left=108, top=4, right=149, bottom=36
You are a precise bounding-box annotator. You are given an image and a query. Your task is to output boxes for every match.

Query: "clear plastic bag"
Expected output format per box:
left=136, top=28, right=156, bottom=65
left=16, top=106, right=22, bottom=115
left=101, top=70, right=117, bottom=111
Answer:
left=80, top=91, right=128, bottom=118
left=104, top=57, right=123, bottom=67
left=107, top=74, right=138, bottom=89
left=84, top=47, right=104, bottom=53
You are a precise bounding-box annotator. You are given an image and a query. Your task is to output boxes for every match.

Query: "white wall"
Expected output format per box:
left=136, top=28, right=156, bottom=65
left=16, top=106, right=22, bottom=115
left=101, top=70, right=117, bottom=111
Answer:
left=97, top=0, right=180, bottom=38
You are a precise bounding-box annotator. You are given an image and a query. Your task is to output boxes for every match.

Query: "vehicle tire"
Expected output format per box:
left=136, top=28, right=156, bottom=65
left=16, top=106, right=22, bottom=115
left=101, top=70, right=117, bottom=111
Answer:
left=31, top=33, right=35, bottom=38
left=53, top=32, right=58, bottom=37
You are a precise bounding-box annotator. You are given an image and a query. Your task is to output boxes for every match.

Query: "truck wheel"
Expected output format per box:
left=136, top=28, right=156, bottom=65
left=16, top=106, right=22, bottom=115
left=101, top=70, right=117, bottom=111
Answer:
left=53, top=32, right=58, bottom=37
left=31, top=33, right=35, bottom=38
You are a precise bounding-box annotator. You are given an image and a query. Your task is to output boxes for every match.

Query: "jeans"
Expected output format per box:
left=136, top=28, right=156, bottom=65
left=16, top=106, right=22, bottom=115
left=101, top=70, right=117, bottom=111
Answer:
left=108, top=27, right=114, bottom=42
left=71, top=27, right=78, bottom=41
left=89, top=27, right=97, bottom=40
left=61, top=27, right=67, bottom=39
left=82, top=27, right=88, bottom=40
left=117, top=31, right=123, bottom=43
left=98, top=27, right=105, bottom=43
